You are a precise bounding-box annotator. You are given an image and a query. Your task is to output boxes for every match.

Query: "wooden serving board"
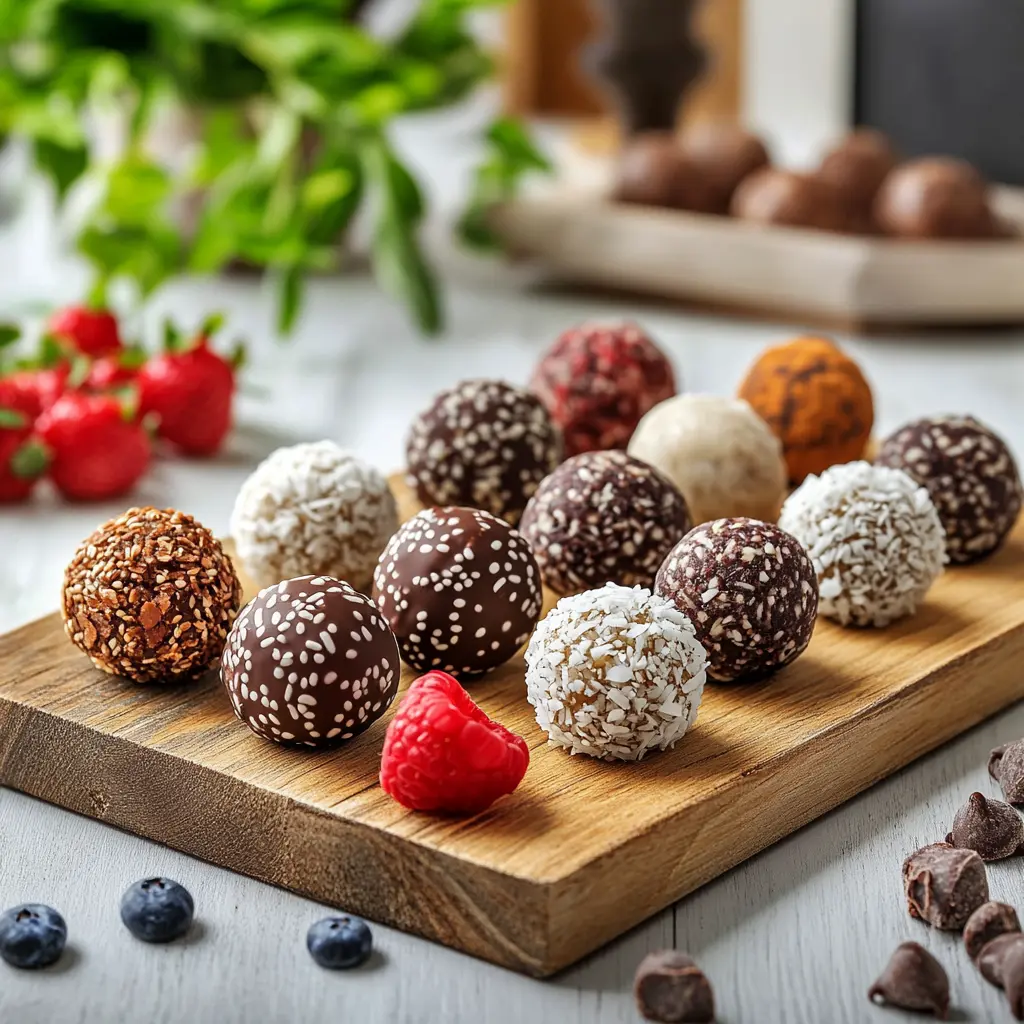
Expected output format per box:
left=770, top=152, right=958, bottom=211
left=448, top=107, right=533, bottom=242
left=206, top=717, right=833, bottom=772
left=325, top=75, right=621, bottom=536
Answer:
left=3, top=483, right=1024, bottom=977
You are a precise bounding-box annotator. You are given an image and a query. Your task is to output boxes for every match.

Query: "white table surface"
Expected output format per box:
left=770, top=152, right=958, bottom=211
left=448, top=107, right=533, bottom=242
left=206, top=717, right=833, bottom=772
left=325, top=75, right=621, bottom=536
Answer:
left=5, top=123, right=1024, bottom=1024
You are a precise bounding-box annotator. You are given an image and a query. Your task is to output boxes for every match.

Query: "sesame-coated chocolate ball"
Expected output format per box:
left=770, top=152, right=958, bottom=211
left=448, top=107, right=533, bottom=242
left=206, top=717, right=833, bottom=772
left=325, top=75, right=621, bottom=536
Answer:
left=519, top=450, right=691, bottom=596
left=656, top=518, right=819, bottom=682
left=406, top=379, right=562, bottom=526
left=876, top=415, right=1022, bottom=564
left=62, top=507, right=241, bottom=683
left=530, top=322, right=677, bottom=458
left=373, top=507, right=543, bottom=680
left=221, top=576, right=400, bottom=748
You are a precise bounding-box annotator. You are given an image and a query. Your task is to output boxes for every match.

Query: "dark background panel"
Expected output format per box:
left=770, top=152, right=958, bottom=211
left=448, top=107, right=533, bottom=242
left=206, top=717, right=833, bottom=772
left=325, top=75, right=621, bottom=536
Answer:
left=856, top=0, right=1024, bottom=184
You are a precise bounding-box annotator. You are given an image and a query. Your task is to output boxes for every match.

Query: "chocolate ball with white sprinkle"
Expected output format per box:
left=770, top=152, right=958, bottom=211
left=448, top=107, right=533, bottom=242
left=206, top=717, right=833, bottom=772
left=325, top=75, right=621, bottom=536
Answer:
left=519, top=450, right=691, bottom=595
left=406, top=379, right=563, bottom=525
left=525, top=583, right=708, bottom=761
left=656, top=518, right=819, bottom=682
left=779, top=462, right=946, bottom=627
left=221, top=575, right=400, bottom=748
left=373, top=507, right=543, bottom=680
left=876, top=415, right=1022, bottom=564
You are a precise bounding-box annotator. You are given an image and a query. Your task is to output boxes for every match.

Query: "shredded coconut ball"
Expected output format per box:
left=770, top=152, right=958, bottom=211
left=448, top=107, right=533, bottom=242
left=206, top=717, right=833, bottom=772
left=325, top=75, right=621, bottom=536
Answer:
left=525, top=583, right=708, bottom=761
left=779, top=461, right=947, bottom=627
left=230, top=441, right=398, bottom=593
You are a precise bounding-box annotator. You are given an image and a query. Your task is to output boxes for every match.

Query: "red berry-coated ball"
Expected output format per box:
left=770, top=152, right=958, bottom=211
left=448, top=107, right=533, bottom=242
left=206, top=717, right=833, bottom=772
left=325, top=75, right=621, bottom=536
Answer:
left=530, top=322, right=677, bottom=458
left=379, top=671, right=529, bottom=815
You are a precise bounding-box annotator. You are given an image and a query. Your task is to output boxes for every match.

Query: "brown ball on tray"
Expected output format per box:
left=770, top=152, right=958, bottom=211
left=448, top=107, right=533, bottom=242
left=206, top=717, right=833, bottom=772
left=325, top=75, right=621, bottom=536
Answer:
left=613, top=132, right=719, bottom=213
left=678, top=122, right=770, bottom=213
left=62, top=507, right=242, bottom=684
left=817, top=128, right=897, bottom=230
left=730, top=167, right=847, bottom=232
left=874, top=157, right=998, bottom=239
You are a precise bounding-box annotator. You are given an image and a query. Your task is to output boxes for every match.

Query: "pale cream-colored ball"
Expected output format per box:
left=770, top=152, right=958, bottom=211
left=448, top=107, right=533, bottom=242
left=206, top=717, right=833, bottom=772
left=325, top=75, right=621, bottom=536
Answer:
left=628, top=394, right=787, bottom=525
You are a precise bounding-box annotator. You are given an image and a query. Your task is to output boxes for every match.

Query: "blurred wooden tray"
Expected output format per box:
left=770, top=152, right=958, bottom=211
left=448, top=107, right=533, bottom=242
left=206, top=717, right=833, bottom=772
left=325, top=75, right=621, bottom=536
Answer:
left=491, top=181, right=1024, bottom=329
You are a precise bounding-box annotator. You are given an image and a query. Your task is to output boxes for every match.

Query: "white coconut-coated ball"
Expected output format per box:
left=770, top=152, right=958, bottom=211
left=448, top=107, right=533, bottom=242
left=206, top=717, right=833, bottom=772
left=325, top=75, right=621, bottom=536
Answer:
left=628, top=394, right=787, bottom=525
left=779, top=461, right=947, bottom=627
left=524, top=583, right=708, bottom=761
left=230, top=441, right=398, bottom=593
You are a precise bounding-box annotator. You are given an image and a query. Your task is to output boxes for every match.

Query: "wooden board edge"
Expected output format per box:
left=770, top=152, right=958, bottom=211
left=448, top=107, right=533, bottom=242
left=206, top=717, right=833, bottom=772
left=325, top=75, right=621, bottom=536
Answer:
left=0, top=696, right=558, bottom=977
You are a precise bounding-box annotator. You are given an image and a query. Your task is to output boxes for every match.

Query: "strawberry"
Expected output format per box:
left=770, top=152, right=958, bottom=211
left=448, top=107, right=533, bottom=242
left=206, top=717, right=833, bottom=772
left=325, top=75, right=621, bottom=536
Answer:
left=85, top=348, right=147, bottom=392
left=379, top=671, right=530, bottom=815
left=137, top=316, right=240, bottom=457
left=49, top=306, right=122, bottom=359
left=37, top=392, right=150, bottom=501
left=4, top=365, right=69, bottom=418
left=0, top=380, right=48, bottom=503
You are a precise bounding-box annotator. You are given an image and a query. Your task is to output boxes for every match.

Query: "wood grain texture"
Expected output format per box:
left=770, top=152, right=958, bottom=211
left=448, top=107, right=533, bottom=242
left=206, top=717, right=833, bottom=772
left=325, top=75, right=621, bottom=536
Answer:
left=3, top=478, right=1024, bottom=976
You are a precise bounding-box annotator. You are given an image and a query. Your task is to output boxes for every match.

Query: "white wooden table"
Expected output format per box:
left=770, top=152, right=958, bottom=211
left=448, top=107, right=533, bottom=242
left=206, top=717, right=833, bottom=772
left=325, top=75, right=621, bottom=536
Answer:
left=5, top=134, right=1024, bottom=1024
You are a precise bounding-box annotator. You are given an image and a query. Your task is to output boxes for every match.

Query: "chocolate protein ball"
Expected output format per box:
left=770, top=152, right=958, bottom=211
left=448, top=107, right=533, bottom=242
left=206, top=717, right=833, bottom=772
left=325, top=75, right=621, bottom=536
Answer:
left=877, top=415, right=1023, bottom=564
left=519, top=451, right=691, bottom=596
left=374, top=506, right=543, bottom=680
left=946, top=792, right=1024, bottom=861
left=633, top=949, right=715, bottom=1023
left=903, top=842, right=989, bottom=931
left=964, top=902, right=1021, bottom=960
left=678, top=122, right=770, bottom=214
left=874, top=157, right=997, bottom=239
left=221, top=575, right=400, bottom=748
left=868, top=942, right=949, bottom=1019
left=406, top=379, right=562, bottom=527
left=817, top=128, right=897, bottom=228
left=656, top=517, right=819, bottom=683
left=62, top=507, right=241, bottom=684
left=990, top=741, right=1024, bottom=804
left=613, top=132, right=719, bottom=213
left=530, top=321, right=677, bottom=458
left=730, top=167, right=847, bottom=232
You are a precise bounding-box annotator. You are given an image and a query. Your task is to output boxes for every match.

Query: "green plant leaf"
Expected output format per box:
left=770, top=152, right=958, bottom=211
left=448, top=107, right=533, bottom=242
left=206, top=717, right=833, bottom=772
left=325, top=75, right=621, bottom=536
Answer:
left=33, top=137, right=88, bottom=200
left=0, top=323, right=20, bottom=348
left=274, top=264, right=303, bottom=335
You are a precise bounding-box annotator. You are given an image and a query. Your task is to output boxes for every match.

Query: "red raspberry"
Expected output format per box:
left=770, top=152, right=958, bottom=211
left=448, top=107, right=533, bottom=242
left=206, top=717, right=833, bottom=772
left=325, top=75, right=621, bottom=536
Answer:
left=380, top=671, right=529, bottom=815
left=530, top=322, right=677, bottom=457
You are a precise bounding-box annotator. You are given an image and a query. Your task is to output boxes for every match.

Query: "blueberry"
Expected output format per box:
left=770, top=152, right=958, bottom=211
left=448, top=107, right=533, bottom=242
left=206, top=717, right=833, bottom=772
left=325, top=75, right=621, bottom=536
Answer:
left=306, top=915, right=373, bottom=969
left=120, top=878, right=194, bottom=943
left=0, top=904, right=67, bottom=969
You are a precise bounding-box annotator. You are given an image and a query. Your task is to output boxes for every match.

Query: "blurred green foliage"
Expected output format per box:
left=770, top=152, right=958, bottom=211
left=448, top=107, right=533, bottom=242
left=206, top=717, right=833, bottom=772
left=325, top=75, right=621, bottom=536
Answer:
left=0, top=0, right=549, bottom=333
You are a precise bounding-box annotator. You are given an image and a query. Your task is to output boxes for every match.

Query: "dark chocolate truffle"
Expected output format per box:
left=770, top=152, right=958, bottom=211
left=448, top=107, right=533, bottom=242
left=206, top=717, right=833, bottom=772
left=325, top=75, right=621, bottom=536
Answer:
left=633, top=949, right=715, bottom=1023
left=62, top=507, right=241, bottom=684
left=373, top=506, right=543, bottom=680
left=221, top=575, right=400, bottom=748
left=678, top=122, right=770, bottom=214
left=613, top=132, right=718, bottom=213
left=979, top=933, right=1024, bottom=987
left=530, top=321, right=677, bottom=458
left=903, top=842, right=989, bottom=931
left=817, top=128, right=897, bottom=227
left=655, top=517, right=819, bottom=682
left=946, top=792, right=1024, bottom=861
left=406, top=379, right=562, bottom=526
left=876, top=415, right=1022, bottom=563
left=520, top=450, right=691, bottom=595
left=991, top=740, right=1024, bottom=804
left=874, top=157, right=997, bottom=239
left=965, top=902, right=1021, bottom=960
left=730, top=167, right=847, bottom=232
left=868, top=942, right=949, bottom=1019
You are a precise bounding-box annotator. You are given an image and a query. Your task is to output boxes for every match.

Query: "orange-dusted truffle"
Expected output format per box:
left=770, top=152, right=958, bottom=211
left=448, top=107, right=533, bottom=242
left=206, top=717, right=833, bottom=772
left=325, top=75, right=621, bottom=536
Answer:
left=737, top=336, right=874, bottom=484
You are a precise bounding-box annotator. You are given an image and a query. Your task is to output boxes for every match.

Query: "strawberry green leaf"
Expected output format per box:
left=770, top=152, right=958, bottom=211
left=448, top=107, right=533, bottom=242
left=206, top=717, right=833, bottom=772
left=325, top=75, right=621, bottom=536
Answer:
left=10, top=440, right=49, bottom=480
left=162, top=319, right=182, bottom=353
left=0, top=324, right=20, bottom=349
left=229, top=339, right=247, bottom=372
left=37, top=335, right=65, bottom=368
left=0, top=407, right=27, bottom=430
left=199, top=312, right=226, bottom=340
left=119, top=345, right=149, bottom=370
left=66, top=355, right=92, bottom=390
left=114, top=385, right=140, bottom=423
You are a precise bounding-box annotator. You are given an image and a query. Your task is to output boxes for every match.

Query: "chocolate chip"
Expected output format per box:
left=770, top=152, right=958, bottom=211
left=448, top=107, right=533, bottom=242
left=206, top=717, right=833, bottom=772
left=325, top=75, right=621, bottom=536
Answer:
left=868, top=941, right=949, bottom=1018
left=965, top=902, right=1021, bottom=960
left=634, top=950, right=715, bottom=1023
left=946, top=792, right=1024, bottom=860
left=990, top=741, right=1024, bottom=804
left=1005, top=940, right=1024, bottom=1019
left=978, top=934, right=1024, bottom=987
left=903, top=842, right=989, bottom=930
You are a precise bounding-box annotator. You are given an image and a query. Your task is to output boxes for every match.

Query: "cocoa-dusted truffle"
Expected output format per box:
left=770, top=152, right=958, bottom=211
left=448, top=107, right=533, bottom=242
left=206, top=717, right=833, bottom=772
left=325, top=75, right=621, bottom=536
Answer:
left=946, top=792, right=1024, bottom=861
left=903, top=842, right=989, bottom=931
left=990, top=740, right=1024, bottom=804
left=874, top=157, right=997, bottom=239
left=530, top=321, right=677, bottom=458
left=868, top=942, right=949, bottom=1019
left=656, top=517, right=819, bottom=683
left=519, top=450, right=691, bottom=596
left=406, top=379, right=562, bottom=526
left=965, top=902, right=1021, bottom=960
left=730, top=167, right=847, bottom=232
left=678, top=122, right=770, bottom=214
left=374, top=506, right=543, bottom=680
left=877, top=415, right=1023, bottom=564
left=221, top=575, right=400, bottom=748
left=817, top=128, right=897, bottom=229
left=62, top=507, right=241, bottom=683
left=613, top=132, right=718, bottom=212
